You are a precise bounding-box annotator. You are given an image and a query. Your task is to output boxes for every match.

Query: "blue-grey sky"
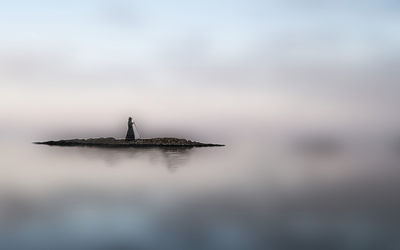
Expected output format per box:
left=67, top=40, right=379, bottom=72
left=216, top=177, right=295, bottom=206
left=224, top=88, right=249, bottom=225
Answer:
left=1, top=0, right=400, bottom=139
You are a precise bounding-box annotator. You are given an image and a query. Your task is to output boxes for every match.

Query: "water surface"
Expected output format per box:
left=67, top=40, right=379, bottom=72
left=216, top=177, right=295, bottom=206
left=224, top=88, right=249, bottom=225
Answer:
left=0, top=134, right=400, bottom=250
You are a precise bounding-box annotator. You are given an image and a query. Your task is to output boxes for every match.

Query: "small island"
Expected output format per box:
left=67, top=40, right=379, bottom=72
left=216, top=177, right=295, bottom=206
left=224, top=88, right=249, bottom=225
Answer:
left=35, top=117, right=224, bottom=148
left=34, top=137, right=224, bottom=148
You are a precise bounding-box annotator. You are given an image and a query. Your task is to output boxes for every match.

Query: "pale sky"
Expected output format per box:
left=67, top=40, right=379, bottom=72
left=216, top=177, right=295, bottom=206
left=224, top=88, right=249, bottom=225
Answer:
left=1, top=0, right=400, bottom=140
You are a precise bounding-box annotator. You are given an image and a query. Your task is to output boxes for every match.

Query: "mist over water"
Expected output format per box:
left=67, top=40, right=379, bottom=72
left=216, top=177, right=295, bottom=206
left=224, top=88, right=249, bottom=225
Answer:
left=1, top=0, right=400, bottom=249
left=1, top=128, right=400, bottom=249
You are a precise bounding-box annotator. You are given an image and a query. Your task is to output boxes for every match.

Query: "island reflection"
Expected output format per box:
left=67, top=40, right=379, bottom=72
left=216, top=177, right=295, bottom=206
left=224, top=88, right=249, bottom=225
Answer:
left=44, top=145, right=195, bottom=171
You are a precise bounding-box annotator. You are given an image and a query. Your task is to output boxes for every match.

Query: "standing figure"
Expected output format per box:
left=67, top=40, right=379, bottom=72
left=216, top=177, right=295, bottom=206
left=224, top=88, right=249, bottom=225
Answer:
left=125, top=117, right=135, bottom=141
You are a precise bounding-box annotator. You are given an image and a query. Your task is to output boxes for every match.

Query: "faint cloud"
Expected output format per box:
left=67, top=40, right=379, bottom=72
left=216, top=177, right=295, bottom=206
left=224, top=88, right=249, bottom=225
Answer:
left=98, top=0, right=139, bottom=28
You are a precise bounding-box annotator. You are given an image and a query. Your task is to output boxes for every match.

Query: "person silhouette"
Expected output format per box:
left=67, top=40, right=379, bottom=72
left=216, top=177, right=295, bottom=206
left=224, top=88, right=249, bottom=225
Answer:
left=125, top=117, right=135, bottom=141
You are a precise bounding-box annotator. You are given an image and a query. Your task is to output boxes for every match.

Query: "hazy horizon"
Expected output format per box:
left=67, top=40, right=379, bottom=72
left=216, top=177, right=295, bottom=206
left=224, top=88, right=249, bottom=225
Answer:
left=1, top=1, right=400, bottom=249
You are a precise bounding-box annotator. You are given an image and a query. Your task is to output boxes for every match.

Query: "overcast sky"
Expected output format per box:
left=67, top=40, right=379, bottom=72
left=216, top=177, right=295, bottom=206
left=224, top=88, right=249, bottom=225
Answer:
left=1, top=0, right=400, bottom=140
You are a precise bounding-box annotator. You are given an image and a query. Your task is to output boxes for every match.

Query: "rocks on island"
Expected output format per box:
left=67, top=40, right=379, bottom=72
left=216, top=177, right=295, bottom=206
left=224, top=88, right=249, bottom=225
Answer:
left=35, top=117, right=224, bottom=148
left=35, top=137, right=224, bottom=148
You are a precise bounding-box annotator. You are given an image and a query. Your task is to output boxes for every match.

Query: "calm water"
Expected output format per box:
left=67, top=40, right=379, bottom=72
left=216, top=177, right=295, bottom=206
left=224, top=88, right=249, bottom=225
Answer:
left=1, top=134, right=400, bottom=250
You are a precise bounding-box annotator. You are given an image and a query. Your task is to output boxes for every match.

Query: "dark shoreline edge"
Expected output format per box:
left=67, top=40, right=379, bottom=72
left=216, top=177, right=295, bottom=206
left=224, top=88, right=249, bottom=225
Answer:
left=34, top=137, right=225, bottom=148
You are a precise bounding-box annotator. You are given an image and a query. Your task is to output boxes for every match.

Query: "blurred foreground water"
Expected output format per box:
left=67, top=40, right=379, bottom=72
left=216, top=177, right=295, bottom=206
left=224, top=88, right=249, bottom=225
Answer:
left=1, top=133, right=400, bottom=250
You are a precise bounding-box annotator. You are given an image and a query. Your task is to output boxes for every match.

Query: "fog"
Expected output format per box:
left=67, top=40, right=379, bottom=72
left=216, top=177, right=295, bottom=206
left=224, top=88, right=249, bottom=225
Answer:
left=1, top=1, right=400, bottom=249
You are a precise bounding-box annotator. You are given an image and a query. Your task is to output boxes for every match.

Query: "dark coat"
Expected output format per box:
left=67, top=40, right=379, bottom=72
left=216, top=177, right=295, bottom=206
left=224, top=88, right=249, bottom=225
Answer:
left=125, top=119, right=135, bottom=140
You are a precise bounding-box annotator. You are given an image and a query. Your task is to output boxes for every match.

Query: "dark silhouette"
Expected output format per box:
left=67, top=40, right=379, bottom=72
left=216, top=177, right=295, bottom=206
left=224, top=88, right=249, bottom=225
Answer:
left=125, top=117, right=135, bottom=141
left=34, top=117, right=225, bottom=147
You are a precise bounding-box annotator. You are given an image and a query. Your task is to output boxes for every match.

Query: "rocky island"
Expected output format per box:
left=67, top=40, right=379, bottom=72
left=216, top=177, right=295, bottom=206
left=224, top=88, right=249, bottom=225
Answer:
left=35, top=117, right=224, bottom=148
left=35, top=137, right=224, bottom=148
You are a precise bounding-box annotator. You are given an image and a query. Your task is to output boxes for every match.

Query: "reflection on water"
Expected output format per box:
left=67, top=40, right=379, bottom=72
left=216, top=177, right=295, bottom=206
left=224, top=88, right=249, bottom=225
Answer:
left=158, top=147, right=193, bottom=171
left=68, top=146, right=194, bottom=171
left=0, top=135, right=400, bottom=250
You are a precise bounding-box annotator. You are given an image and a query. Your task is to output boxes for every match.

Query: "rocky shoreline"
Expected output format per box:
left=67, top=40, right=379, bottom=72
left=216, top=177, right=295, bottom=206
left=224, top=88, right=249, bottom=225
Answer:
left=34, top=137, right=224, bottom=148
